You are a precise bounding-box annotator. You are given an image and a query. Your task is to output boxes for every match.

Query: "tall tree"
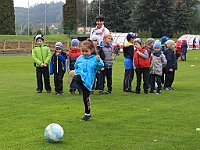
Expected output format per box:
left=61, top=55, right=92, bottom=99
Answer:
left=135, top=0, right=175, bottom=38
left=100, top=0, right=132, bottom=32
left=174, top=0, right=190, bottom=33
left=0, top=0, right=15, bottom=34
left=63, top=0, right=77, bottom=34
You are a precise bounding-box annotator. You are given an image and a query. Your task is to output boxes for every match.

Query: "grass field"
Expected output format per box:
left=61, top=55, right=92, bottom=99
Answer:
left=0, top=51, right=200, bottom=150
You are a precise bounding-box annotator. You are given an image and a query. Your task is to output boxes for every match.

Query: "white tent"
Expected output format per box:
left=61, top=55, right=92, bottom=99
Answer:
left=178, top=34, right=200, bottom=50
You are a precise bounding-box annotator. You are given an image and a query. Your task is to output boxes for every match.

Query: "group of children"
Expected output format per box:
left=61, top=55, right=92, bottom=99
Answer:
left=32, top=14, right=180, bottom=121
left=123, top=34, right=178, bottom=94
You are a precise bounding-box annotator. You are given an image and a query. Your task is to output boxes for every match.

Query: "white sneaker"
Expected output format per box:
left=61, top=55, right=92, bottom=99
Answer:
left=67, top=70, right=75, bottom=84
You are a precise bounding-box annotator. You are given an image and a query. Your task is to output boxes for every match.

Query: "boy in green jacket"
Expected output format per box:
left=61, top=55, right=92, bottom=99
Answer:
left=32, top=34, right=52, bottom=93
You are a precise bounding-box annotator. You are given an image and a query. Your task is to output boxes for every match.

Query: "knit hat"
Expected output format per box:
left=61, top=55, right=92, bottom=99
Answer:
left=161, top=36, right=169, bottom=44
left=34, top=34, right=44, bottom=42
left=166, top=40, right=175, bottom=48
left=71, top=39, right=79, bottom=46
left=146, top=38, right=155, bottom=46
left=55, top=42, right=63, bottom=51
left=134, top=38, right=142, bottom=45
left=91, top=35, right=99, bottom=41
left=153, top=40, right=162, bottom=49
left=126, top=32, right=138, bottom=41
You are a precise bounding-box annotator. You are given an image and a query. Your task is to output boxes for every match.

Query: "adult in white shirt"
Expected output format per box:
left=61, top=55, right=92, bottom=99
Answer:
left=90, top=15, right=110, bottom=45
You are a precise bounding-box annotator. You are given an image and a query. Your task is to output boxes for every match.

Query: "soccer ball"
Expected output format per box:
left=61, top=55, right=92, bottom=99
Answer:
left=44, top=123, right=64, bottom=142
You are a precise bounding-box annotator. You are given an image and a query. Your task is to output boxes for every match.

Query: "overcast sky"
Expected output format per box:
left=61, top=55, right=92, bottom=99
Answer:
left=14, top=0, right=92, bottom=8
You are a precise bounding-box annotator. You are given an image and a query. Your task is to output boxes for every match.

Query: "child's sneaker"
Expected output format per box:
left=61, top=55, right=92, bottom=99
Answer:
left=81, top=114, right=91, bottom=121
left=156, top=90, right=161, bottom=94
left=98, top=90, right=104, bottom=95
left=67, top=70, right=75, bottom=84
left=169, top=87, right=176, bottom=90
left=106, top=90, right=111, bottom=94
left=71, top=91, right=75, bottom=94
left=164, top=87, right=170, bottom=90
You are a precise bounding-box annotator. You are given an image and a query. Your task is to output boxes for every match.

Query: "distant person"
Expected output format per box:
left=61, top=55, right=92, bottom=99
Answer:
left=123, top=32, right=138, bottom=92
left=74, top=40, right=104, bottom=121
left=149, top=40, right=167, bottom=94
left=181, top=40, right=188, bottom=61
left=175, top=39, right=182, bottom=60
left=164, top=40, right=177, bottom=90
left=133, top=38, right=150, bottom=94
left=32, top=34, right=51, bottom=93
left=50, top=42, right=67, bottom=95
left=67, top=39, right=82, bottom=94
left=193, top=37, right=196, bottom=49
left=90, top=15, right=110, bottom=45
left=113, top=44, right=120, bottom=60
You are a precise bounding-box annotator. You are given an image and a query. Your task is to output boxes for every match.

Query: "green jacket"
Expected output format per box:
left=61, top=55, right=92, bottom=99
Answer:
left=32, top=44, right=52, bottom=67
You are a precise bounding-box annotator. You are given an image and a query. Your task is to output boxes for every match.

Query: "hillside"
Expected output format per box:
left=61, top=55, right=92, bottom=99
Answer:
left=15, top=1, right=64, bottom=33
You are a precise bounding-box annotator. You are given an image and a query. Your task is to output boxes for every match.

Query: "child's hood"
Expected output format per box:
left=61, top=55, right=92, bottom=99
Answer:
left=124, top=41, right=133, bottom=47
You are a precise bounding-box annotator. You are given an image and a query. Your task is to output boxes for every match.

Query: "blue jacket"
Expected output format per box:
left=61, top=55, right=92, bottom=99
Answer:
left=181, top=42, right=188, bottom=53
left=50, top=52, right=67, bottom=75
left=123, top=42, right=134, bottom=70
left=74, top=54, right=104, bottom=91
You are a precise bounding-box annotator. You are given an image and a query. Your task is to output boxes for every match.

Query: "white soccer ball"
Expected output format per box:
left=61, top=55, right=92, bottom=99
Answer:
left=44, top=123, right=64, bottom=142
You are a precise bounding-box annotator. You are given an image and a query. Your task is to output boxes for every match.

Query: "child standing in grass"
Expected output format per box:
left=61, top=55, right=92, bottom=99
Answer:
left=32, top=34, right=52, bottom=93
left=164, top=40, right=177, bottom=90
left=123, top=32, right=138, bottom=92
left=133, top=38, right=150, bottom=94
left=50, top=42, right=67, bottom=95
left=99, top=34, right=113, bottom=94
left=74, top=40, right=104, bottom=121
left=67, top=39, right=82, bottom=94
left=149, top=40, right=167, bottom=94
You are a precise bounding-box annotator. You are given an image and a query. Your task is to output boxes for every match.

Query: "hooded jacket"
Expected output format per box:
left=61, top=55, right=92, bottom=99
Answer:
left=67, top=47, right=82, bottom=71
left=150, top=51, right=167, bottom=76
left=50, top=51, right=67, bottom=75
left=133, top=47, right=150, bottom=69
left=74, top=54, right=104, bottom=91
left=164, top=48, right=177, bottom=70
left=32, top=44, right=52, bottom=67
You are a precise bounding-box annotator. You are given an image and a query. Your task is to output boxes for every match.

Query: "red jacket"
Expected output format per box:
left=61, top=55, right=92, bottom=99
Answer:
left=134, top=47, right=150, bottom=68
left=176, top=41, right=182, bottom=51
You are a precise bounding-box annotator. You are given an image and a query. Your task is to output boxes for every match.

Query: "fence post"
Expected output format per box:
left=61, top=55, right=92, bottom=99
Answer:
left=66, top=41, right=70, bottom=50
left=17, top=41, right=20, bottom=50
left=3, top=41, right=6, bottom=51
left=32, top=41, right=34, bottom=49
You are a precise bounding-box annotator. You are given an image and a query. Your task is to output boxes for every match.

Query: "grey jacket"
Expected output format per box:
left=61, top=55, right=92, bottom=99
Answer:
left=150, top=53, right=167, bottom=76
left=101, top=45, right=113, bottom=67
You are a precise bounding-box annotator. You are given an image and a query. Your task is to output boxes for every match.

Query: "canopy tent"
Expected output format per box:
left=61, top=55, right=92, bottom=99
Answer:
left=178, top=34, right=200, bottom=50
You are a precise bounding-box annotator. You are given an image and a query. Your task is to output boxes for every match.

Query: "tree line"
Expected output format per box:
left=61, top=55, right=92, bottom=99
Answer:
left=63, top=0, right=200, bottom=38
left=1, top=0, right=200, bottom=37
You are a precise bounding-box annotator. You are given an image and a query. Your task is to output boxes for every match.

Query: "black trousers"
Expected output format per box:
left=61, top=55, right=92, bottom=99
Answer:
left=123, top=69, right=134, bottom=91
left=150, top=74, right=162, bottom=91
left=135, top=68, right=149, bottom=92
left=36, top=67, right=51, bottom=91
left=74, top=75, right=91, bottom=114
left=54, top=71, right=65, bottom=93
left=103, top=68, right=112, bottom=91
left=164, top=70, right=175, bottom=87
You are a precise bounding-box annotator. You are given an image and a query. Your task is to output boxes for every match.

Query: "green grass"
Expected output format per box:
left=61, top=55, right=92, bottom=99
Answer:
left=0, top=34, right=71, bottom=42
left=0, top=51, right=200, bottom=150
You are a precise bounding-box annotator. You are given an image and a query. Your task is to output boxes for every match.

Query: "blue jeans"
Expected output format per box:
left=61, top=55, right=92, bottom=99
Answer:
left=70, top=81, right=82, bottom=92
